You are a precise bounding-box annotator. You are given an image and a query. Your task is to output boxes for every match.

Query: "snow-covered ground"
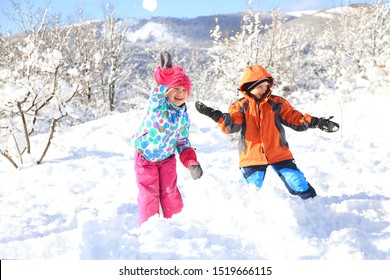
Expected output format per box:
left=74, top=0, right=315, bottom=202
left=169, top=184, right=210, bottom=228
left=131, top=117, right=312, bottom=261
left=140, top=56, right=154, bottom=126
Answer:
left=1, top=86, right=389, bottom=261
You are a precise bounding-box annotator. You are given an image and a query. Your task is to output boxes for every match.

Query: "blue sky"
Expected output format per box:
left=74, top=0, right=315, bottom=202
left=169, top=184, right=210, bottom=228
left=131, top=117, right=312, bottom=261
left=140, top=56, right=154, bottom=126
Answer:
left=0, top=0, right=372, bottom=33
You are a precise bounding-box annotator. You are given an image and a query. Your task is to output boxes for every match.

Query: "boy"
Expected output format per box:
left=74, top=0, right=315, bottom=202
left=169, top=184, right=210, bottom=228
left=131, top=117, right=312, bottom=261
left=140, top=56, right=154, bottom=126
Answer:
left=196, top=65, right=338, bottom=199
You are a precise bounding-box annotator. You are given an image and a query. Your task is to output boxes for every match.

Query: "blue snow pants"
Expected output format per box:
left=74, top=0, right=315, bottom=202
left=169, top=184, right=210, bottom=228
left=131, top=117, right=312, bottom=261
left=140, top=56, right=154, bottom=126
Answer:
left=241, top=159, right=317, bottom=199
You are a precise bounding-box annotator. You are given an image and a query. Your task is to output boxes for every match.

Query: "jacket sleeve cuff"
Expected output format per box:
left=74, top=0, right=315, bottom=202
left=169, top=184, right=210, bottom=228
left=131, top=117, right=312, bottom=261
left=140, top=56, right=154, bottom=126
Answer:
left=179, top=147, right=199, bottom=168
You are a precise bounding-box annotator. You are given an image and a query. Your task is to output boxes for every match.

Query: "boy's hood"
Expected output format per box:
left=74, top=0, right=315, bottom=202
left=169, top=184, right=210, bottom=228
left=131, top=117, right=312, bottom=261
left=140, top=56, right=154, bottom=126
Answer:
left=239, top=65, right=274, bottom=92
left=240, top=65, right=274, bottom=103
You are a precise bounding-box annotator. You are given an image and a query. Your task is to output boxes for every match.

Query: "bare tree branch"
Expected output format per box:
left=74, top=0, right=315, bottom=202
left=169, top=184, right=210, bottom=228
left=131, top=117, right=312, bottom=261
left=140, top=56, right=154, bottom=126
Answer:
left=0, top=149, right=18, bottom=169
left=12, top=134, right=24, bottom=164
left=37, top=115, right=64, bottom=164
left=16, top=101, right=31, bottom=154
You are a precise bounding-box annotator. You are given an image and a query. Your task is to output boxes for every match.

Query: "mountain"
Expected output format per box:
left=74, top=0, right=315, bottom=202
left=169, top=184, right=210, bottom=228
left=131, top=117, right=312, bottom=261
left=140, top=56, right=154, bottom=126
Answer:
left=283, top=3, right=372, bottom=39
left=121, top=12, right=289, bottom=47
left=121, top=4, right=371, bottom=47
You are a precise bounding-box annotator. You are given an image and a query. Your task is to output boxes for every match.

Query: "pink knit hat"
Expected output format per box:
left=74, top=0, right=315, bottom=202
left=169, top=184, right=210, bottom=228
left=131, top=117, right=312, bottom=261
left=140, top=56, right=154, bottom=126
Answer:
left=167, top=67, right=191, bottom=95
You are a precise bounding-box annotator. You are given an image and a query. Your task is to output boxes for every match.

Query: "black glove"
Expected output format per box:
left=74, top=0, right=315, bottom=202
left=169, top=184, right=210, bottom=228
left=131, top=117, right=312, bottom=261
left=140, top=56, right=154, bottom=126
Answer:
left=189, top=164, right=203, bottom=180
left=160, top=50, right=172, bottom=69
left=195, top=101, right=223, bottom=122
left=310, top=116, right=340, bottom=133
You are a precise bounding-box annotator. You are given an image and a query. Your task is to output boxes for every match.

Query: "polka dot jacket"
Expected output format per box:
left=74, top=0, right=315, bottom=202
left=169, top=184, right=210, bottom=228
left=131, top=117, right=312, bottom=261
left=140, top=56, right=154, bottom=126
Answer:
left=132, top=84, right=192, bottom=162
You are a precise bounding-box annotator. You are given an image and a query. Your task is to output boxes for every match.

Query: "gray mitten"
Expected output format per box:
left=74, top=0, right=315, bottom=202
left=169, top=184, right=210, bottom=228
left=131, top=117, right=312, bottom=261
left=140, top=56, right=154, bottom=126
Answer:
left=189, top=164, right=203, bottom=180
left=160, top=50, right=172, bottom=69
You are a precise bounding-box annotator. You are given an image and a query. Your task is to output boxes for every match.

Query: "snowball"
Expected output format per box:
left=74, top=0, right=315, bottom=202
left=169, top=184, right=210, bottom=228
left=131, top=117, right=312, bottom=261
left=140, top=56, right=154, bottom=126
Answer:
left=143, top=0, right=158, bottom=12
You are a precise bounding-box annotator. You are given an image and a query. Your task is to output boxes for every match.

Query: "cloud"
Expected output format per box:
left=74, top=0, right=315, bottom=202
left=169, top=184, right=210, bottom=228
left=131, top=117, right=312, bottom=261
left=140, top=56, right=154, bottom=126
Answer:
left=143, top=0, right=158, bottom=12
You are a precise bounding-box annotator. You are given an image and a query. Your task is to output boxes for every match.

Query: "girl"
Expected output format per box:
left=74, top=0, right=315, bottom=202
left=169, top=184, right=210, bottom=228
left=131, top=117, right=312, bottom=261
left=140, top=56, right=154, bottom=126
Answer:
left=133, top=51, right=202, bottom=224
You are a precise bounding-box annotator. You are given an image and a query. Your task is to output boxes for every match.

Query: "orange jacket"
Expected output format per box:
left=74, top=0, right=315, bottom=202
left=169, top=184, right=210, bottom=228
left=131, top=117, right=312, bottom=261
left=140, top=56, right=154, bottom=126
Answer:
left=217, top=65, right=312, bottom=167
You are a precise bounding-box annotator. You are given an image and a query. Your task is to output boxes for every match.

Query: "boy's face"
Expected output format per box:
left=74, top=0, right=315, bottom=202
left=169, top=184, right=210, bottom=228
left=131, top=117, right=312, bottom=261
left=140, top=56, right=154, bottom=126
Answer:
left=167, top=87, right=189, bottom=107
left=249, top=81, right=269, bottom=99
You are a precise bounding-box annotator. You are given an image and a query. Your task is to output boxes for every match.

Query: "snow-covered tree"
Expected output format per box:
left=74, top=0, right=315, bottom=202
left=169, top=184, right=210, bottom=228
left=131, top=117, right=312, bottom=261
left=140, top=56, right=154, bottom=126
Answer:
left=97, top=4, right=131, bottom=112
left=0, top=1, right=79, bottom=167
left=313, top=1, right=390, bottom=98
left=208, top=7, right=301, bottom=102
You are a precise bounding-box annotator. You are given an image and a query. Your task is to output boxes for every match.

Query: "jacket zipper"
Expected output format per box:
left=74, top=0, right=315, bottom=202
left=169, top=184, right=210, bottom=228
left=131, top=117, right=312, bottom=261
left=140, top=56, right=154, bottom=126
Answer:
left=257, top=101, right=268, bottom=160
left=134, top=131, right=148, bottom=140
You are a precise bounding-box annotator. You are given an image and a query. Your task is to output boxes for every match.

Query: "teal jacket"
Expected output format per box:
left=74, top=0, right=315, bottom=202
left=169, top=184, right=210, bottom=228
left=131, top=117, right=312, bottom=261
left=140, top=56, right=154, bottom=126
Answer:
left=133, top=83, right=192, bottom=162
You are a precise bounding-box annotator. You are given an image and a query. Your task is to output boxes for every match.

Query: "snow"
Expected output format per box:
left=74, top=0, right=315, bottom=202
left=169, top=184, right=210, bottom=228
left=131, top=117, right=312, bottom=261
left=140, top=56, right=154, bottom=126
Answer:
left=143, top=0, right=158, bottom=12
left=1, top=0, right=390, bottom=266
left=286, top=9, right=321, bottom=17
left=1, top=86, right=390, bottom=261
left=126, top=22, right=186, bottom=45
left=286, top=6, right=365, bottom=19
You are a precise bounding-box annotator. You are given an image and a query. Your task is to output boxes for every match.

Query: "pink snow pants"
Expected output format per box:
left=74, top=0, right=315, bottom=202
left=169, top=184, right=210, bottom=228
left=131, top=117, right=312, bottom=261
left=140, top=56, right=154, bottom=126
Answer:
left=134, top=151, right=183, bottom=224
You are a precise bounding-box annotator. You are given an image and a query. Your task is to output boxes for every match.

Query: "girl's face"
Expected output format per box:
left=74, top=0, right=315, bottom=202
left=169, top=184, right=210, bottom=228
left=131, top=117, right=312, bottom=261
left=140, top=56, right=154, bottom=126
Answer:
left=249, top=81, right=269, bottom=99
left=167, top=86, right=189, bottom=107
